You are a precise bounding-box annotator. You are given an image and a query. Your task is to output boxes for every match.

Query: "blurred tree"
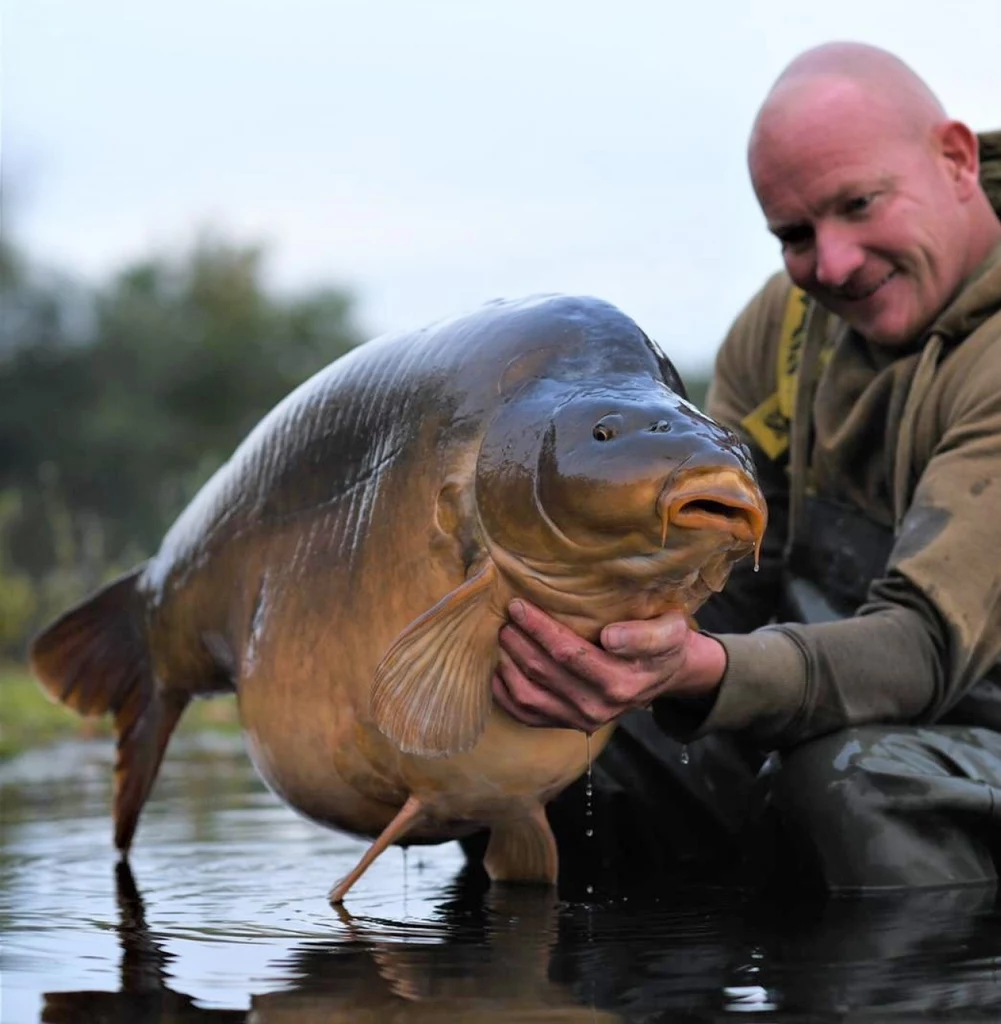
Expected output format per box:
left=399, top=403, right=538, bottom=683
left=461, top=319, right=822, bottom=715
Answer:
left=684, top=375, right=710, bottom=412
left=0, top=235, right=363, bottom=655
left=0, top=490, right=37, bottom=651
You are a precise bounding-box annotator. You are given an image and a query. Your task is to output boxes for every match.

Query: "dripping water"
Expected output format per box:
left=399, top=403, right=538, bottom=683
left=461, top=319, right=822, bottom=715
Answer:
left=585, top=733, right=595, bottom=898
left=401, top=845, right=409, bottom=915
left=584, top=734, right=596, bottom=1009
left=680, top=744, right=690, bottom=766
left=584, top=733, right=594, bottom=838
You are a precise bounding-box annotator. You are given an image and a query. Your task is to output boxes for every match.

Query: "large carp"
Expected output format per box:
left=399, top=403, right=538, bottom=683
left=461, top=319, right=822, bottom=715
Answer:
left=30, top=295, right=766, bottom=903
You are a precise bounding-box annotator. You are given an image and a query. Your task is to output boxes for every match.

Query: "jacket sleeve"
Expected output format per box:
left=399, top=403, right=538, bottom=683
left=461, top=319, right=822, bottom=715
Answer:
left=687, top=309, right=1001, bottom=748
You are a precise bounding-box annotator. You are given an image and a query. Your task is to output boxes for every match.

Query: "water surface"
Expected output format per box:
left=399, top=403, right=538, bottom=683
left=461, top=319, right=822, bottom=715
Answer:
left=2, top=736, right=1000, bottom=1022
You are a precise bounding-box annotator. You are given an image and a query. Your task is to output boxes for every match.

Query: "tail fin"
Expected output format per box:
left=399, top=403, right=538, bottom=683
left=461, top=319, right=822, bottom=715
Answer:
left=28, top=566, right=189, bottom=854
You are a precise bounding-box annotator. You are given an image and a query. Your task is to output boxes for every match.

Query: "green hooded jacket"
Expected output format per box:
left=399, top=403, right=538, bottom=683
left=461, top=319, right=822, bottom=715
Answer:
left=656, top=130, right=1001, bottom=748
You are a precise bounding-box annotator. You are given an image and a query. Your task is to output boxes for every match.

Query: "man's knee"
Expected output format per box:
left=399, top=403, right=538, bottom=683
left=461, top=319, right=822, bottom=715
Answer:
left=766, top=726, right=998, bottom=891
left=770, top=727, right=883, bottom=828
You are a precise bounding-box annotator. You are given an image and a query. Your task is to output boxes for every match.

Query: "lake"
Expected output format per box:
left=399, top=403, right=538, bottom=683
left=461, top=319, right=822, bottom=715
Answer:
left=2, top=734, right=1000, bottom=1022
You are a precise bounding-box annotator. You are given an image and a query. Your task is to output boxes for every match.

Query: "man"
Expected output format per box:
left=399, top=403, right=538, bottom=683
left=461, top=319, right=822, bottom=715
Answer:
left=491, top=43, right=1001, bottom=890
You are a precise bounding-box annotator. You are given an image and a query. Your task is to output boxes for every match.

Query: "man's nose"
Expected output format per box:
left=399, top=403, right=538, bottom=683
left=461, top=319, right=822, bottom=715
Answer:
left=813, top=223, right=866, bottom=289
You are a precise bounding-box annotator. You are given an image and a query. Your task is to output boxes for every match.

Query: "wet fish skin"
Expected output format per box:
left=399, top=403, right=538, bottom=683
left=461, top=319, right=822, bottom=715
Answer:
left=29, top=294, right=766, bottom=903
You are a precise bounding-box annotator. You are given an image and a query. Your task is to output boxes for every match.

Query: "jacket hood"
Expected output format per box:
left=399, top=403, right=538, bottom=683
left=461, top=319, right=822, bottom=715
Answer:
left=930, top=130, right=1001, bottom=344
left=980, top=129, right=1001, bottom=218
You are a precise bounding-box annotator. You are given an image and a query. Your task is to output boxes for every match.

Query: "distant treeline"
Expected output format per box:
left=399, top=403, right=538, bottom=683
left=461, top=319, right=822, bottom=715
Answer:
left=0, top=234, right=710, bottom=658
left=0, top=235, right=362, bottom=657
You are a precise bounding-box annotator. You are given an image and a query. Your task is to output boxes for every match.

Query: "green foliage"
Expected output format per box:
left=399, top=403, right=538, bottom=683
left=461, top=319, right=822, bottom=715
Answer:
left=0, top=664, right=84, bottom=758
left=0, top=492, right=38, bottom=651
left=0, top=663, right=240, bottom=759
left=684, top=375, right=711, bottom=412
left=0, top=234, right=363, bottom=657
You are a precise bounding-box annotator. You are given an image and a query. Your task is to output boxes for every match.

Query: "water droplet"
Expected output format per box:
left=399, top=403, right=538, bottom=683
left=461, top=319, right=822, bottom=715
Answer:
left=582, top=733, right=598, bottom=891
left=586, top=884, right=594, bottom=895
left=753, top=563, right=761, bottom=573
left=680, top=745, right=690, bottom=765
left=583, top=732, right=595, bottom=831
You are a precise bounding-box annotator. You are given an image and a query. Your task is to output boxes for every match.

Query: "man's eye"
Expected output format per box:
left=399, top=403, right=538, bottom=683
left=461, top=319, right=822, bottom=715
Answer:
left=777, top=226, right=812, bottom=249
left=844, top=194, right=875, bottom=216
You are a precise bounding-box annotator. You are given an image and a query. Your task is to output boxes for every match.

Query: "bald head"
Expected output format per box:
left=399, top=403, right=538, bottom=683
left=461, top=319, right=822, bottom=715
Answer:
left=750, top=43, right=947, bottom=172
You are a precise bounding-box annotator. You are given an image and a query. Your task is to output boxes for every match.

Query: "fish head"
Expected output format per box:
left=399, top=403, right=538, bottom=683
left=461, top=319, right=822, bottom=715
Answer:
left=478, top=376, right=766, bottom=605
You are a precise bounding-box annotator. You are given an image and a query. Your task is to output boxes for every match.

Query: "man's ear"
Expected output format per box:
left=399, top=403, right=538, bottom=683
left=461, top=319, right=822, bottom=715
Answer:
left=936, top=120, right=981, bottom=200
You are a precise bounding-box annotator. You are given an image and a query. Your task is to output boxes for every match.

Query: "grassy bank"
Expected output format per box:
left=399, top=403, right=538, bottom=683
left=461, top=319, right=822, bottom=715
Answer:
left=0, top=664, right=240, bottom=759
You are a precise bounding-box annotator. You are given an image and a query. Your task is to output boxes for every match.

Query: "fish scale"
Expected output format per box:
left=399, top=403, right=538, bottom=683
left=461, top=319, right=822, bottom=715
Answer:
left=28, top=294, right=766, bottom=905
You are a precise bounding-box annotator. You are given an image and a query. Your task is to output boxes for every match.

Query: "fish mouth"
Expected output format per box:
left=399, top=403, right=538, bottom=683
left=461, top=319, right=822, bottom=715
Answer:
left=657, top=468, right=767, bottom=562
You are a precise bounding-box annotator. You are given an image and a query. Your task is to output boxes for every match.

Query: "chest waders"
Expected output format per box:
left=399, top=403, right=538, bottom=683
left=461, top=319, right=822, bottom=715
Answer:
left=740, top=287, right=1001, bottom=890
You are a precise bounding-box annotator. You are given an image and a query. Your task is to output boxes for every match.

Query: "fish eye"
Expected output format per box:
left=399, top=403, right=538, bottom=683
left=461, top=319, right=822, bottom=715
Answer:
left=592, top=421, right=616, bottom=442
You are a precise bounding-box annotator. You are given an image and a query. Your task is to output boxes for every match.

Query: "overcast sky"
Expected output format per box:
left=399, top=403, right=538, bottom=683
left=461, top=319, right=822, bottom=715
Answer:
left=5, top=0, right=1000, bottom=372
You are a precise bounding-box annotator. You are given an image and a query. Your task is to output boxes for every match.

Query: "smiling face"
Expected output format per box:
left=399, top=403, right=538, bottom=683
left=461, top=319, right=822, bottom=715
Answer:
left=749, top=75, right=984, bottom=348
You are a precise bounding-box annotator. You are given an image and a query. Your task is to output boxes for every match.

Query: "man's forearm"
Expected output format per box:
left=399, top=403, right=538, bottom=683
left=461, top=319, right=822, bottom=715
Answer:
left=656, top=601, right=945, bottom=748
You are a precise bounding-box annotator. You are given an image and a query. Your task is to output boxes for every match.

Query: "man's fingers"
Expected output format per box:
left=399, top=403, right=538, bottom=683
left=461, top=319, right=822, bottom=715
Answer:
left=499, top=619, right=684, bottom=707
left=601, top=612, right=688, bottom=658
left=492, top=675, right=561, bottom=728
left=495, top=600, right=697, bottom=728
left=506, top=601, right=623, bottom=685
left=497, top=622, right=561, bottom=689
left=510, top=598, right=689, bottom=666
left=492, top=653, right=588, bottom=730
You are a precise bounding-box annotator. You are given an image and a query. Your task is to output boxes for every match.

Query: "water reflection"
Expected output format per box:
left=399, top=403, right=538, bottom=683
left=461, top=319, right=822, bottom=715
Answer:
left=41, top=862, right=244, bottom=1024
left=4, top=740, right=1001, bottom=1022
left=42, top=862, right=619, bottom=1023
left=37, top=858, right=1001, bottom=1023
left=255, top=879, right=621, bottom=1022
left=550, top=884, right=1001, bottom=1019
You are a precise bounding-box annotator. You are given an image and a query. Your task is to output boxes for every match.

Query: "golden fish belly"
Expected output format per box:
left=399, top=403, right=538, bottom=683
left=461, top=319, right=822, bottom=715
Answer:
left=396, top=711, right=615, bottom=827
left=237, top=667, right=611, bottom=843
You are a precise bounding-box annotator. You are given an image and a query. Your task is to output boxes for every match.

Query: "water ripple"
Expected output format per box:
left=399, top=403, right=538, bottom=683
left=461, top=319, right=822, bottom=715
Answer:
left=3, top=740, right=1001, bottom=1024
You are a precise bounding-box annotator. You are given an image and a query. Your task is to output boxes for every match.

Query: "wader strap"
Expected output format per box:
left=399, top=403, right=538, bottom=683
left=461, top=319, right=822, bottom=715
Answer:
left=784, top=496, right=895, bottom=619
left=739, top=286, right=811, bottom=461
left=739, top=287, right=881, bottom=623
left=738, top=285, right=837, bottom=558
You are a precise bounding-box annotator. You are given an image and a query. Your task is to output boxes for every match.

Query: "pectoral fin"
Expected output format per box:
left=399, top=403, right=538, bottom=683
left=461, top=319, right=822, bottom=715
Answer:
left=370, top=561, right=503, bottom=758
left=484, top=804, right=558, bottom=885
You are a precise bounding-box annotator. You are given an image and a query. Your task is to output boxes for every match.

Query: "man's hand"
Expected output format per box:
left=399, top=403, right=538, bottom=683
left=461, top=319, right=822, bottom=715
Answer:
left=492, top=599, right=727, bottom=732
